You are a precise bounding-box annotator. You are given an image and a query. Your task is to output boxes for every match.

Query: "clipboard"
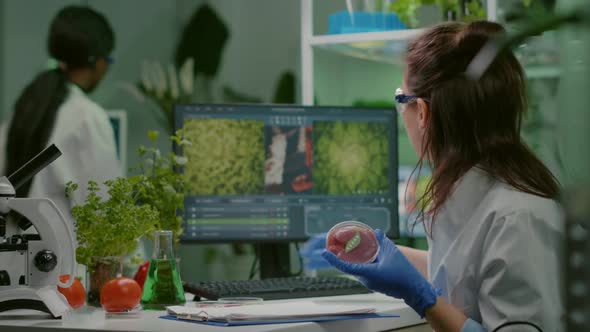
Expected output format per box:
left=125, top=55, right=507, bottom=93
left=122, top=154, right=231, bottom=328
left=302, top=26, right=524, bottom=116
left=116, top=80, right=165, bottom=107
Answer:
left=160, top=313, right=400, bottom=327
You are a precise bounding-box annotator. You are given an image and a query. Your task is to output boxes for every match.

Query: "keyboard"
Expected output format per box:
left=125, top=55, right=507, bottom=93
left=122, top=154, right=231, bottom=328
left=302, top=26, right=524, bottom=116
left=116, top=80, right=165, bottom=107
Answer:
left=183, top=276, right=372, bottom=301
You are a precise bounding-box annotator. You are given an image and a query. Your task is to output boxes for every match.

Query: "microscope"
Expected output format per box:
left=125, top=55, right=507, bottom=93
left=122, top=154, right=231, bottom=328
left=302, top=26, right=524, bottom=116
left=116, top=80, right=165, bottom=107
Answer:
left=0, top=144, right=76, bottom=318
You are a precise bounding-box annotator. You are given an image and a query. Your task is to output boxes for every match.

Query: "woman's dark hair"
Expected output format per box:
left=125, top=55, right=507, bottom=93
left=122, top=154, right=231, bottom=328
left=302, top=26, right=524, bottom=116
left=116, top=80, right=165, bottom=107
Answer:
left=5, top=6, right=114, bottom=197
left=406, top=21, right=560, bottom=230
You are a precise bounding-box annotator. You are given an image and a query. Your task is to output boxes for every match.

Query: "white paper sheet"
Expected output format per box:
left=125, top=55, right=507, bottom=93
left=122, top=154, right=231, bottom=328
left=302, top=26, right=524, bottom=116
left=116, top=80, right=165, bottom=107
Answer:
left=167, top=301, right=376, bottom=322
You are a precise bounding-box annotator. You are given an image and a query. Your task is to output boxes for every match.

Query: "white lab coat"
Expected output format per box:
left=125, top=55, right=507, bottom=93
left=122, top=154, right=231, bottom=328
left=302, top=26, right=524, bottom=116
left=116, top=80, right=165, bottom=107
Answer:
left=0, top=84, right=122, bottom=226
left=426, top=167, right=563, bottom=331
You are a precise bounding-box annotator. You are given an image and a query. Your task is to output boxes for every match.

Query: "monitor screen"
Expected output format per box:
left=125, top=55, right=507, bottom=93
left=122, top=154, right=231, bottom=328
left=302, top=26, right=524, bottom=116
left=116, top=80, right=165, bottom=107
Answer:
left=175, top=104, right=399, bottom=242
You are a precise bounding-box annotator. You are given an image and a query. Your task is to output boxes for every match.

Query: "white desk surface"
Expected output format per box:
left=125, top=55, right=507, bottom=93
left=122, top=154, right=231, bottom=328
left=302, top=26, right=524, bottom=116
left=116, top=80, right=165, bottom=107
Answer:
left=0, top=293, right=427, bottom=332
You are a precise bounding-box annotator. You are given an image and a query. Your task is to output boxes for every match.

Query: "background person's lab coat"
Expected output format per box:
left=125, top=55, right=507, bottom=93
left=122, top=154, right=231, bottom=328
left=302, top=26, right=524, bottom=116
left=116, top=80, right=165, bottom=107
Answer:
left=0, top=84, right=122, bottom=214
left=427, top=168, right=563, bottom=331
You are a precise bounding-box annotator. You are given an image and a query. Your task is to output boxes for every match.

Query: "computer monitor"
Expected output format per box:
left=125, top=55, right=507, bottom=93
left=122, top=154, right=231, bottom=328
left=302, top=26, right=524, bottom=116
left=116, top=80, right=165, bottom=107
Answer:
left=174, top=104, right=398, bottom=277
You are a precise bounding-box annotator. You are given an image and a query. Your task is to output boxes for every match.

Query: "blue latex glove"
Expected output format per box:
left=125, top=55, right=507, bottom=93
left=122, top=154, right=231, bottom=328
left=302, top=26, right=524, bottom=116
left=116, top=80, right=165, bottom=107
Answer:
left=300, top=233, right=327, bottom=256
left=299, top=233, right=332, bottom=270
left=322, top=229, right=439, bottom=317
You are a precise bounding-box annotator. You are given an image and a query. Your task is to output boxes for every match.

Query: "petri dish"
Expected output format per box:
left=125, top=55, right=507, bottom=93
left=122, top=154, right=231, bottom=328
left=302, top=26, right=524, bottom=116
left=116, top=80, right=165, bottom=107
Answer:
left=104, top=304, right=142, bottom=318
left=326, top=221, right=379, bottom=264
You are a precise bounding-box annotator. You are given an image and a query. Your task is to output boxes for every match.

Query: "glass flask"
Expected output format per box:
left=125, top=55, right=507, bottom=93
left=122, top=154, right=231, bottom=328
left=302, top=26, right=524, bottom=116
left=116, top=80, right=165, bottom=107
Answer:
left=140, top=230, right=185, bottom=310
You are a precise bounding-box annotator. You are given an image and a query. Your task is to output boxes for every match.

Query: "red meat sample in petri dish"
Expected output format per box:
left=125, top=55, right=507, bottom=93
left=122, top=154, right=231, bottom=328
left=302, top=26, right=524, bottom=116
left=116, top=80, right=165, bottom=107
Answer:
left=326, top=221, right=379, bottom=264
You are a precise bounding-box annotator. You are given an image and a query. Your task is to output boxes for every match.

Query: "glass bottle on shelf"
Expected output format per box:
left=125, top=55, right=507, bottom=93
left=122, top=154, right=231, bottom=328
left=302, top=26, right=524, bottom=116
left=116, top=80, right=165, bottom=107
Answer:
left=140, top=230, right=185, bottom=310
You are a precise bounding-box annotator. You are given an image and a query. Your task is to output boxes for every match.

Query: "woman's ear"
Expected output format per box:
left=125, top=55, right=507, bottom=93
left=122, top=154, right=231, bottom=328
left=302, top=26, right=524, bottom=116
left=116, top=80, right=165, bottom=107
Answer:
left=416, top=98, right=429, bottom=130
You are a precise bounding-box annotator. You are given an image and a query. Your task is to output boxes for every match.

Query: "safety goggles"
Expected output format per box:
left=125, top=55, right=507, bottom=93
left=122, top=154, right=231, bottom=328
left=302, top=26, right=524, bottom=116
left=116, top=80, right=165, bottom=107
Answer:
left=87, top=55, right=115, bottom=65
left=394, top=88, right=419, bottom=113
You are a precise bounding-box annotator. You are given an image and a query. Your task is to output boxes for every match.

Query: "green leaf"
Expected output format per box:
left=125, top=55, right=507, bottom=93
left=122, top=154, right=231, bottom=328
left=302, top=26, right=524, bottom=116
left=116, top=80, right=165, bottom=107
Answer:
left=170, top=135, right=181, bottom=145
left=345, top=232, right=362, bottom=253
left=65, top=181, right=78, bottom=198
left=147, top=130, right=159, bottom=142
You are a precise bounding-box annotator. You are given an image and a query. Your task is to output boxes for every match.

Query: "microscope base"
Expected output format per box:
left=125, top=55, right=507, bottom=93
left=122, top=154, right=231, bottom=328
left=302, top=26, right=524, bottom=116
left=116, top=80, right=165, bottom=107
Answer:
left=0, top=299, right=58, bottom=318
left=0, top=286, right=70, bottom=318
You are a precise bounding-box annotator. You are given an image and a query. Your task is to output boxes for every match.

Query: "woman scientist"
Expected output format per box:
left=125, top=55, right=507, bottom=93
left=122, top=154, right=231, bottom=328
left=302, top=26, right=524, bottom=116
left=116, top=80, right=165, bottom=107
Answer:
left=1, top=6, right=121, bottom=213
left=322, top=21, right=562, bottom=332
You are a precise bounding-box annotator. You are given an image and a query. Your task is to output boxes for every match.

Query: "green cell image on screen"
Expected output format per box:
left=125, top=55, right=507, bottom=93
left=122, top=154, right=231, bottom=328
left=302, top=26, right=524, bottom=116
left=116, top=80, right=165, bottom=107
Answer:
left=314, top=121, right=390, bottom=195
left=182, top=118, right=265, bottom=195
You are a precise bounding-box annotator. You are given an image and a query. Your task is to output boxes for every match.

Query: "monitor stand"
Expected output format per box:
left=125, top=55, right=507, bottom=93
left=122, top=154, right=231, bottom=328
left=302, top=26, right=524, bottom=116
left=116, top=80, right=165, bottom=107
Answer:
left=258, top=243, right=292, bottom=279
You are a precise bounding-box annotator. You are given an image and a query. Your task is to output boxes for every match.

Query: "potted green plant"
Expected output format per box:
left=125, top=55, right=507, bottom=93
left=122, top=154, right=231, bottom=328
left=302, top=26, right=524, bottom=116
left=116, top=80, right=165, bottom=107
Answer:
left=65, top=177, right=159, bottom=306
left=131, top=130, right=189, bottom=244
left=389, top=0, right=484, bottom=27
left=390, top=0, right=541, bottom=27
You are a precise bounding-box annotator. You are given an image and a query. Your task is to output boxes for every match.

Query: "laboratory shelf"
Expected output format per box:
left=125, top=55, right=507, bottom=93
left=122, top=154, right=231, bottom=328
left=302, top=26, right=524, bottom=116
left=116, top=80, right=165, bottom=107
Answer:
left=300, top=0, right=499, bottom=104
left=310, top=30, right=561, bottom=77
left=524, top=65, right=561, bottom=79
left=310, top=29, right=425, bottom=64
left=300, top=0, right=563, bottom=105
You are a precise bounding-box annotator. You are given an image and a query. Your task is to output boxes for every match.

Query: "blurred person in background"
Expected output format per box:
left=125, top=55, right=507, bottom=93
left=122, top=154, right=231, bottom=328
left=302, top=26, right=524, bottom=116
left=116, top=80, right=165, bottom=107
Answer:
left=0, top=5, right=121, bottom=219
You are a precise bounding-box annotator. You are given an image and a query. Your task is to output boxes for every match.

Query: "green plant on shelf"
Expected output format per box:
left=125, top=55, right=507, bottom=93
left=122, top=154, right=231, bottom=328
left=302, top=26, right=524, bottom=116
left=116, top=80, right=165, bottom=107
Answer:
left=389, top=0, right=423, bottom=28
left=387, top=0, right=491, bottom=27
left=462, top=0, right=486, bottom=22
left=388, top=0, right=437, bottom=28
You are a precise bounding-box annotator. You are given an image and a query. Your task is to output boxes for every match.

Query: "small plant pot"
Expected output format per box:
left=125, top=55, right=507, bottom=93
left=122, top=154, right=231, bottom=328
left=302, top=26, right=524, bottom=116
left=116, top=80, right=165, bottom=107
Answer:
left=87, top=256, right=123, bottom=307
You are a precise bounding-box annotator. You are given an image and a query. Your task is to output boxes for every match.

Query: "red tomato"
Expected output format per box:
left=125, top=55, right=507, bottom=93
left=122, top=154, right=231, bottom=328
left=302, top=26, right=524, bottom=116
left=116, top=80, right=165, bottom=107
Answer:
left=57, top=275, right=86, bottom=309
left=100, top=277, right=142, bottom=312
left=133, top=261, right=150, bottom=289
